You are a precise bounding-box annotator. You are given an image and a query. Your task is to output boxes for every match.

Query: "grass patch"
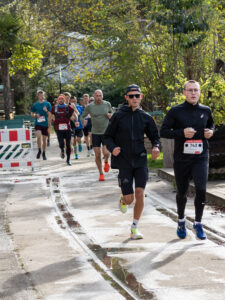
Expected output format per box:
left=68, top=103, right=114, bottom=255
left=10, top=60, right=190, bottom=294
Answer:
left=148, top=152, right=163, bottom=169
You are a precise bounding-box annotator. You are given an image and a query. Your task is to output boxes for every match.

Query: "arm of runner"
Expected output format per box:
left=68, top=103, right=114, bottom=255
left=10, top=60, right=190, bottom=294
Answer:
left=31, top=112, right=40, bottom=118
left=145, top=115, right=160, bottom=148
left=104, top=114, right=119, bottom=153
left=204, top=129, right=214, bottom=139
left=204, top=109, right=214, bottom=139
left=80, top=105, right=89, bottom=125
left=50, top=107, right=55, bottom=122
left=190, top=108, right=214, bottom=139
left=107, top=103, right=112, bottom=119
left=160, top=109, right=185, bottom=139
left=112, top=147, right=121, bottom=156
left=151, top=146, right=160, bottom=160
left=184, top=127, right=196, bottom=138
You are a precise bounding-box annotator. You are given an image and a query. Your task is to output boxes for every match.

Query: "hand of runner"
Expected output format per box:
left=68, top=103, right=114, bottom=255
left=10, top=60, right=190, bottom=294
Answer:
left=184, top=127, right=196, bottom=138
left=43, top=106, right=48, bottom=112
left=112, top=147, right=121, bottom=156
left=151, top=146, right=160, bottom=160
left=204, top=128, right=213, bottom=139
left=83, top=120, right=88, bottom=127
left=35, top=113, right=40, bottom=118
left=75, top=121, right=80, bottom=127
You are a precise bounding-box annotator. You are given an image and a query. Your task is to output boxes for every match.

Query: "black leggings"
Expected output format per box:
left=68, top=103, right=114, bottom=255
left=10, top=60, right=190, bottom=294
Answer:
left=57, top=130, right=71, bottom=160
left=174, top=159, right=208, bottom=222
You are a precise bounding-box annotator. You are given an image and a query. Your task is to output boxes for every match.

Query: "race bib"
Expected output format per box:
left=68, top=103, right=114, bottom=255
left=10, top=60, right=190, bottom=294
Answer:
left=59, top=123, right=68, bottom=130
left=37, top=116, right=46, bottom=123
left=183, top=140, right=203, bottom=154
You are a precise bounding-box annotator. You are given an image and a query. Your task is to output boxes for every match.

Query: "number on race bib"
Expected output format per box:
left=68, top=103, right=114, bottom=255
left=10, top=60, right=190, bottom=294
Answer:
left=37, top=116, right=46, bottom=123
left=59, top=123, right=68, bottom=130
left=183, top=140, right=203, bottom=154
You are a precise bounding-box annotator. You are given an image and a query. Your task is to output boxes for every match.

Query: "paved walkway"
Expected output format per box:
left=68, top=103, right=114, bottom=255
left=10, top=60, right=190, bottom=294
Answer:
left=0, top=135, right=225, bottom=300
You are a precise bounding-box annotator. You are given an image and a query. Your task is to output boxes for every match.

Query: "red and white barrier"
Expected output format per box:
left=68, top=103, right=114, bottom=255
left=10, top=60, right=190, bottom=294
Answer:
left=0, top=128, right=33, bottom=170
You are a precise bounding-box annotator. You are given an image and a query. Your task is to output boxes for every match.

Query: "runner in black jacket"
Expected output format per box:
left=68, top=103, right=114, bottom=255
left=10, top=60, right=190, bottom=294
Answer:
left=104, top=84, right=160, bottom=240
left=160, top=80, right=214, bottom=240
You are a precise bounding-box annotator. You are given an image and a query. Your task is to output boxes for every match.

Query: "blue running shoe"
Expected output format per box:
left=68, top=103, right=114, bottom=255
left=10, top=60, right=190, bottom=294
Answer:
left=78, top=143, right=82, bottom=152
left=177, top=220, right=186, bottom=239
left=193, top=223, right=206, bottom=240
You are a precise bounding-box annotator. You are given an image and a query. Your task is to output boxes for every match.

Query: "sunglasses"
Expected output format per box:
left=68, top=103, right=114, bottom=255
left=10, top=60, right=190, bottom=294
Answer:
left=127, top=94, right=141, bottom=99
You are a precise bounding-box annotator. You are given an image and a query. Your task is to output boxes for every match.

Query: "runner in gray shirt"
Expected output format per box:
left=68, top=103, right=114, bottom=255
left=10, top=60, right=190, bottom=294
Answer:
left=81, top=89, right=112, bottom=181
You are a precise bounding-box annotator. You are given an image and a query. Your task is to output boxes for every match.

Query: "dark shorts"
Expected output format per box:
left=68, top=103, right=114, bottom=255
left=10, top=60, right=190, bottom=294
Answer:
left=35, top=125, right=48, bottom=136
left=118, top=167, right=149, bottom=196
left=83, top=125, right=92, bottom=137
left=72, top=129, right=83, bottom=138
left=92, top=134, right=105, bottom=147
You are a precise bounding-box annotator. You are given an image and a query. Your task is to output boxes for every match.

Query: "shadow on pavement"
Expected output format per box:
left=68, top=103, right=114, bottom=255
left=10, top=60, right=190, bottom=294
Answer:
left=0, top=257, right=82, bottom=298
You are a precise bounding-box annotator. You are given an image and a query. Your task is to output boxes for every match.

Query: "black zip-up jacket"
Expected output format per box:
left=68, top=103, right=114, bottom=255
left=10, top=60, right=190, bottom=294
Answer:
left=104, top=104, right=160, bottom=169
left=160, top=101, right=214, bottom=161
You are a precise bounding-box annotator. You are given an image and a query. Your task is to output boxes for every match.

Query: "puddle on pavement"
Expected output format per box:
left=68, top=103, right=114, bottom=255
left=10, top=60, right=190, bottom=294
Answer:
left=88, top=244, right=155, bottom=299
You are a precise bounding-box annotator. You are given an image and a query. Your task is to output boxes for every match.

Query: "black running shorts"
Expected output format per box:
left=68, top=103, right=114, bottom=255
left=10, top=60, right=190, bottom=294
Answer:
left=118, top=167, right=149, bottom=196
left=92, top=134, right=105, bottom=147
left=83, top=125, right=92, bottom=137
left=72, top=129, right=83, bottom=138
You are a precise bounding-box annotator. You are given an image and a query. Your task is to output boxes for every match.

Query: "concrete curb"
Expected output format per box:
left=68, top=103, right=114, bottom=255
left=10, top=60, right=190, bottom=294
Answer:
left=157, top=168, right=225, bottom=208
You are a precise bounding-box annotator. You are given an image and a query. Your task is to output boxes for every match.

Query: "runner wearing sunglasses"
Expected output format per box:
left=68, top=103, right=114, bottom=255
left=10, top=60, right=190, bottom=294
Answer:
left=104, top=84, right=160, bottom=239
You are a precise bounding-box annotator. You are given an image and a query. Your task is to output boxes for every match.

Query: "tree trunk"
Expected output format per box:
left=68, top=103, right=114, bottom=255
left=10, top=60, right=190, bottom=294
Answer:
left=1, top=58, right=11, bottom=120
left=161, top=138, right=174, bottom=168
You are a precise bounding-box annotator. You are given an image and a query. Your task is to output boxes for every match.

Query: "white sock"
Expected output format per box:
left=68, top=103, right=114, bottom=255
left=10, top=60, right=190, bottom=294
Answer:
left=194, top=221, right=201, bottom=225
left=131, top=218, right=139, bottom=228
left=178, top=218, right=185, bottom=222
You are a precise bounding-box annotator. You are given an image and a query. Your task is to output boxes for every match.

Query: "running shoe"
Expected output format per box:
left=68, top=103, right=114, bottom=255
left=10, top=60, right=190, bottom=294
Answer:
left=75, top=153, right=78, bottom=160
left=130, top=227, right=143, bottom=240
left=78, top=144, right=82, bottom=152
left=61, top=151, right=65, bottom=159
left=177, top=220, right=186, bottom=239
left=36, top=149, right=41, bottom=159
left=99, top=174, right=105, bottom=181
left=193, top=223, right=207, bottom=240
left=91, top=149, right=95, bottom=156
left=87, top=151, right=90, bottom=157
left=42, top=152, right=47, bottom=160
left=66, top=160, right=72, bottom=166
left=119, top=196, right=127, bottom=213
left=104, top=162, right=110, bottom=173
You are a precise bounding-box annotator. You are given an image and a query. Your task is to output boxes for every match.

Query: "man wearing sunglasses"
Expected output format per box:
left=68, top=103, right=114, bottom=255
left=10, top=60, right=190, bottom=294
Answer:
left=104, top=84, right=160, bottom=240
left=160, top=80, right=214, bottom=240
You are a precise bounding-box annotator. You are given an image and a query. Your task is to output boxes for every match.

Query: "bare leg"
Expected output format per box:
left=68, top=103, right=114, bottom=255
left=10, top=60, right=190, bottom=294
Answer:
left=86, top=133, right=90, bottom=148
left=133, top=188, right=145, bottom=220
left=42, top=135, right=47, bottom=152
left=93, top=147, right=103, bottom=174
left=102, top=145, right=110, bottom=163
left=36, top=131, right=42, bottom=149
left=123, top=194, right=134, bottom=205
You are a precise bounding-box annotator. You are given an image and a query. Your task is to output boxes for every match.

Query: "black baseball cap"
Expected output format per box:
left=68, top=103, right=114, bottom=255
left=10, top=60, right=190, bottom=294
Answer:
left=126, top=84, right=141, bottom=94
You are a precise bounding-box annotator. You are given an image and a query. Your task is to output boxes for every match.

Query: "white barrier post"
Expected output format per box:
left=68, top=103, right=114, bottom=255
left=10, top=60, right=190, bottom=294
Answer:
left=0, top=128, right=34, bottom=171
